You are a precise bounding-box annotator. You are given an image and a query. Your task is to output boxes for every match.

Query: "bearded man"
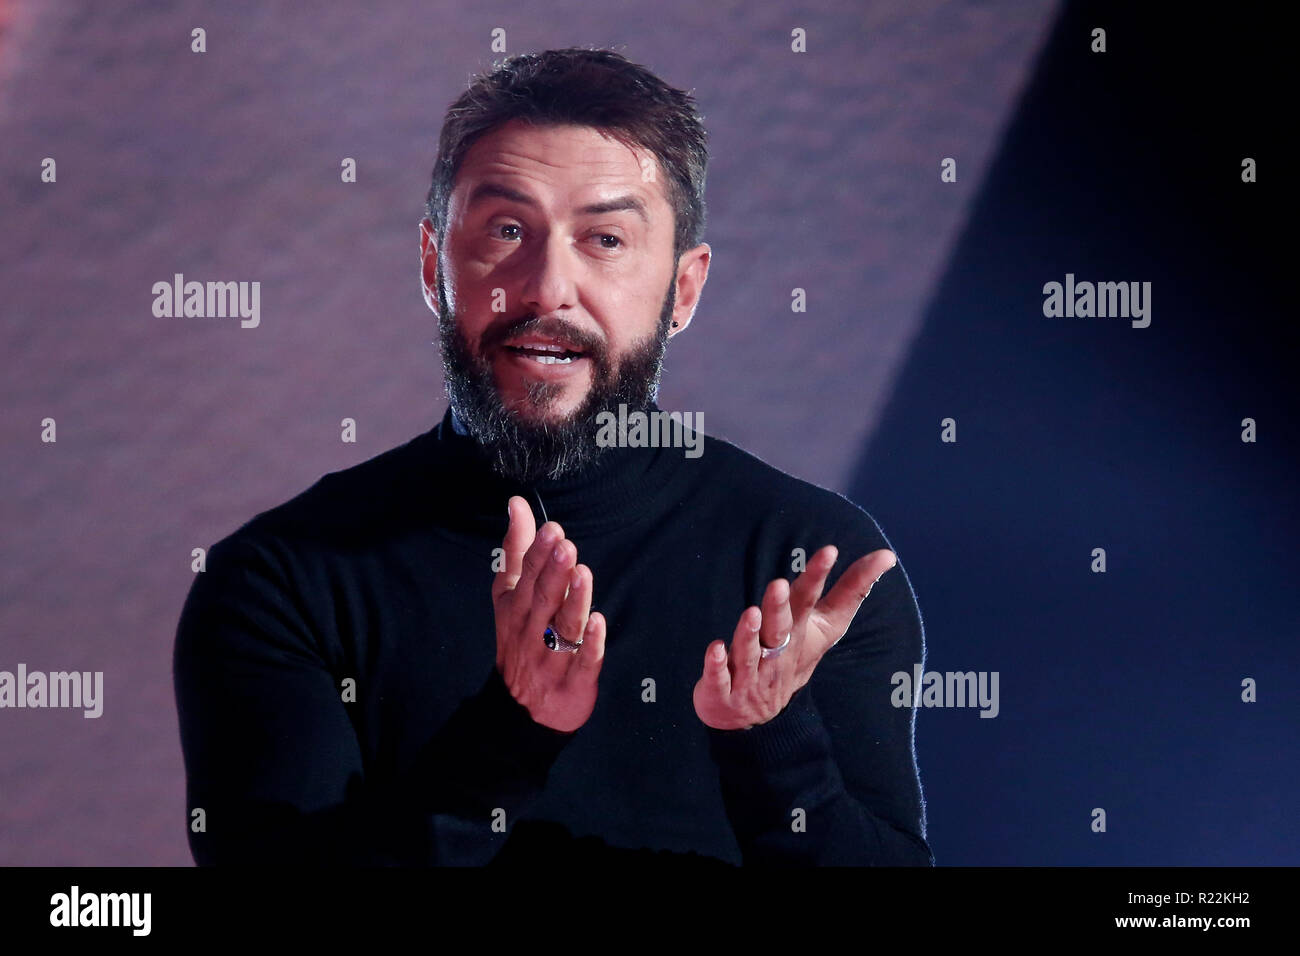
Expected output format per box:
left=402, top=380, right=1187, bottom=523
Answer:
left=174, top=47, right=933, bottom=867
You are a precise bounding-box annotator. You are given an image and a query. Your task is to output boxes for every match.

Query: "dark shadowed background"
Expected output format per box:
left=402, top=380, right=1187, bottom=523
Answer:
left=1, top=0, right=1294, bottom=865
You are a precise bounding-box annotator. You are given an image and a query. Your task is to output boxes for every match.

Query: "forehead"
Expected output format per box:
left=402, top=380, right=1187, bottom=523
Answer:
left=453, top=120, right=668, bottom=211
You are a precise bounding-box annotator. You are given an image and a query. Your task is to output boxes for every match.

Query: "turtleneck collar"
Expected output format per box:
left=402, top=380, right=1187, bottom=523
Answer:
left=423, top=401, right=694, bottom=538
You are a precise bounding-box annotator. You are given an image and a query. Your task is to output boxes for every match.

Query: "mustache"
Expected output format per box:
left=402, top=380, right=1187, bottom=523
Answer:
left=482, top=314, right=607, bottom=361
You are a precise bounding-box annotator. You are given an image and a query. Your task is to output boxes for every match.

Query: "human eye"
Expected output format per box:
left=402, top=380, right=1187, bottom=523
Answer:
left=491, top=222, right=523, bottom=242
left=591, top=233, right=623, bottom=250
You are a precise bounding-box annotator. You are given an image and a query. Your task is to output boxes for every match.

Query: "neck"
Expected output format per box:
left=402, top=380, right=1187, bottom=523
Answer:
left=431, top=401, right=689, bottom=537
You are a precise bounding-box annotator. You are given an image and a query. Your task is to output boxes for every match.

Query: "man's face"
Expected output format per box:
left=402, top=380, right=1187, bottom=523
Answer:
left=420, top=119, right=709, bottom=482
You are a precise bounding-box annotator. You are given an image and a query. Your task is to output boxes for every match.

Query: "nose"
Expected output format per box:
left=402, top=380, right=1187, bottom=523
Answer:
left=518, top=231, right=578, bottom=318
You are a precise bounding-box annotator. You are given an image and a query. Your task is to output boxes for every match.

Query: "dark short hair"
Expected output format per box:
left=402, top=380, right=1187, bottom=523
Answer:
left=425, top=47, right=708, bottom=263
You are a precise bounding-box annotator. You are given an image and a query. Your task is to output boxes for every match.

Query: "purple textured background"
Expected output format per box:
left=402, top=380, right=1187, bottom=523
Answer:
left=0, top=0, right=1054, bottom=864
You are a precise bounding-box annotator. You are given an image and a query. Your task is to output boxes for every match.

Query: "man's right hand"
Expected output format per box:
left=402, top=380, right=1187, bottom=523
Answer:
left=492, top=496, right=608, bottom=732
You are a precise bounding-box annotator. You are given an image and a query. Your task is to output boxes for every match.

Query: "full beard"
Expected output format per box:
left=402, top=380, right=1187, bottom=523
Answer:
left=437, top=277, right=676, bottom=484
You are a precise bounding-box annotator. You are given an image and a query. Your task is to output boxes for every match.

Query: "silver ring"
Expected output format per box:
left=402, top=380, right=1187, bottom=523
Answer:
left=760, top=631, right=791, bottom=659
left=543, top=625, right=583, bottom=654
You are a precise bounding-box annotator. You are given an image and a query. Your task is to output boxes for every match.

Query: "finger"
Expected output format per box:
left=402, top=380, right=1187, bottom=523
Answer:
left=702, top=639, right=730, bottom=699
left=524, top=535, right=577, bottom=657
left=506, top=520, right=564, bottom=627
left=758, top=578, right=795, bottom=691
left=492, top=497, right=536, bottom=599
left=727, top=606, right=763, bottom=696
left=570, top=611, right=608, bottom=681
left=811, top=550, right=897, bottom=649
left=789, top=545, right=837, bottom=627
left=758, top=577, right=793, bottom=652
left=552, top=563, right=593, bottom=659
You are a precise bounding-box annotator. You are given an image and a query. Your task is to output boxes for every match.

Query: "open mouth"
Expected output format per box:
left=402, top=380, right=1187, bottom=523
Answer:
left=504, top=343, right=587, bottom=365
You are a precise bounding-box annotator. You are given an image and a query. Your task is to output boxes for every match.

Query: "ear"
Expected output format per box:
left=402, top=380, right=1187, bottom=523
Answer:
left=668, top=242, right=711, bottom=337
left=418, top=218, right=441, bottom=316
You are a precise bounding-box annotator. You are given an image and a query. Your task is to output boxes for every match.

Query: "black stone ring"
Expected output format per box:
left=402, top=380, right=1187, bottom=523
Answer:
left=543, top=624, right=583, bottom=653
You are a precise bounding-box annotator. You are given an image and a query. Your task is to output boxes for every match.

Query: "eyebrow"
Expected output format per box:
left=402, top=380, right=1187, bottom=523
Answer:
left=466, top=182, right=649, bottom=224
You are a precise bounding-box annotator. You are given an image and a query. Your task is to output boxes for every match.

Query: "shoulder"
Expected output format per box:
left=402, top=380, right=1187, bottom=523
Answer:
left=693, top=432, right=890, bottom=550
left=209, top=429, right=435, bottom=559
left=690, top=432, right=916, bottom=627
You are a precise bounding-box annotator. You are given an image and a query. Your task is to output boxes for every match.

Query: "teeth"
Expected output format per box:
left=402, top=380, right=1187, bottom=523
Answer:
left=508, top=342, right=582, bottom=365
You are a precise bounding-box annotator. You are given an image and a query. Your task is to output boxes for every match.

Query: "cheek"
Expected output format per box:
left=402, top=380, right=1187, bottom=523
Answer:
left=598, top=286, right=659, bottom=338
left=442, top=270, right=494, bottom=323
left=440, top=243, right=494, bottom=306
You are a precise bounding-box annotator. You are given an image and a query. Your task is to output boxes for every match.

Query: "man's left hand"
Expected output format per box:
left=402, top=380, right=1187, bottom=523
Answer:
left=693, top=546, right=897, bottom=731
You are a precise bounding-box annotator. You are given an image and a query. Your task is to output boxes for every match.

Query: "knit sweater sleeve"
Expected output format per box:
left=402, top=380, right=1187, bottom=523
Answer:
left=173, top=533, right=574, bottom=866
left=706, top=507, right=934, bottom=866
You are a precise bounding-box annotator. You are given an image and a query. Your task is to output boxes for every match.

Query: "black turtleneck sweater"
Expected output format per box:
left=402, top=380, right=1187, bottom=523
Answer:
left=173, top=404, right=934, bottom=866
